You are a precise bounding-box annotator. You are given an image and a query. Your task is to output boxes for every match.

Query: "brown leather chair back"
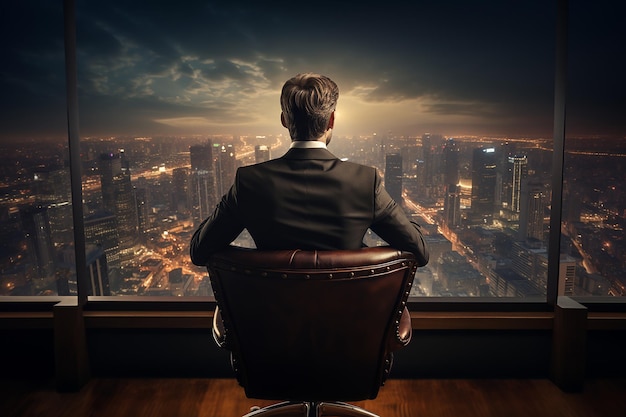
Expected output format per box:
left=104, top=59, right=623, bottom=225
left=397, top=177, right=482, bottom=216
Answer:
left=207, top=247, right=417, bottom=402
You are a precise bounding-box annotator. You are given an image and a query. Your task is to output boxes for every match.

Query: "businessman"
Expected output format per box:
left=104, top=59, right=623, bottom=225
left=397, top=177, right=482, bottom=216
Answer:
left=190, top=73, right=428, bottom=267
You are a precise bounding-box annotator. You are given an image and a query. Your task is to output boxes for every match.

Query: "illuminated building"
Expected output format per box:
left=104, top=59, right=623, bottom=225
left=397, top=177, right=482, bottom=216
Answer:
left=20, top=205, right=56, bottom=287
left=190, top=144, right=217, bottom=226
left=56, top=243, right=110, bottom=296
left=384, top=153, right=403, bottom=203
left=255, top=145, right=270, bottom=163
left=98, top=152, right=138, bottom=261
left=190, top=143, right=213, bottom=172
left=172, top=167, right=191, bottom=215
left=471, top=147, right=498, bottom=225
left=444, top=184, right=462, bottom=227
left=519, top=178, right=547, bottom=242
left=509, top=155, right=528, bottom=212
left=558, top=254, right=576, bottom=296
left=443, top=138, right=460, bottom=187
left=84, top=211, right=120, bottom=290
left=134, top=186, right=149, bottom=238
left=216, top=143, right=237, bottom=196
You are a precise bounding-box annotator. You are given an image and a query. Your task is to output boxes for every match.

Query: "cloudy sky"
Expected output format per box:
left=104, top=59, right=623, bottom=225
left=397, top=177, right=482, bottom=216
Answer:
left=1, top=0, right=624, bottom=142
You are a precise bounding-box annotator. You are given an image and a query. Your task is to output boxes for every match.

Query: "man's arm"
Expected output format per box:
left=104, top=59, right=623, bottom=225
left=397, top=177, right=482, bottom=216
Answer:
left=189, top=177, right=245, bottom=266
left=370, top=173, right=429, bottom=266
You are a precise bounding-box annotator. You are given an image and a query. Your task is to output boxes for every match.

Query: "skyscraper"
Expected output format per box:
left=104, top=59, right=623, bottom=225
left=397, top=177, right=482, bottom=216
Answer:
left=216, top=143, right=236, bottom=196
left=255, top=145, right=271, bottom=163
left=471, top=147, right=498, bottom=224
left=443, top=138, right=460, bottom=187
left=558, top=255, right=577, bottom=296
left=190, top=144, right=217, bottom=226
left=134, top=186, right=149, bottom=238
left=444, top=184, right=462, bottom=228
left=510, top=240, right=547, bottom=294
left=56, top=243, right=110, bottom=296
left=420, top=133, right=444, bottom=197
left=509, top=155, right=528, bottom=213
left=172, top=167, right=191, bottom=215
left=20, top=205, right=56, bottom=286
left=98, top=152, right=138, bottom=261
left=519, top=178, right=546, bottom=242
left=384, top=153, right=403, bottom=203
left=98, top=152, right=122, bottom=214
left=190, top=143, right=213, bottom=172
left=84, top=211, right=121, bottom=290
left=32, top=166, right=72, bottom=203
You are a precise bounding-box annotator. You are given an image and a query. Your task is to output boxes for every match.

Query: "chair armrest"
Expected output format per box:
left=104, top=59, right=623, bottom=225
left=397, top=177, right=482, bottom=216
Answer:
left=388, top=307, right=412, bottom=352
left=212, top=306, right=228, bottom=349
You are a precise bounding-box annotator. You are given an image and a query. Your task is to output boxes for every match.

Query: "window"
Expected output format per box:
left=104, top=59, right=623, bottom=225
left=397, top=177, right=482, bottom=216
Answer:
left=1, top=1, right=623, bottom=303
left=0, top=1, right=74, bottom=296
left=562, top=0, right=625, bottom=297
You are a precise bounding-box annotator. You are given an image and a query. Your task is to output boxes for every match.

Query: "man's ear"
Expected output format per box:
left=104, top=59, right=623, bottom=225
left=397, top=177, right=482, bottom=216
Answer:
left=328, top=111, right=335, bottom=129
left=281, top=112, right=287, bottom=128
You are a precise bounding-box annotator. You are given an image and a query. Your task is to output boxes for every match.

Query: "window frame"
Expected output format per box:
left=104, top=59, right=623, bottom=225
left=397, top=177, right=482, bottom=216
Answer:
left=3, top=0, right=624, bottom=314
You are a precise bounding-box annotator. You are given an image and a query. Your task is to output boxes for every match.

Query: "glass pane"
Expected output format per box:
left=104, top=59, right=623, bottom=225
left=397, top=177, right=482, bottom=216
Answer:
left=0, top=2, right=76, bottom=296
left=74, top=1, right=555, bottom=298
left=562, top=0, right=625, bottom=297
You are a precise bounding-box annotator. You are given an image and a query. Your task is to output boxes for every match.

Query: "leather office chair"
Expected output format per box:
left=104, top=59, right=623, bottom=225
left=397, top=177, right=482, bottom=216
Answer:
left=206, top=246, right=417, bottom=417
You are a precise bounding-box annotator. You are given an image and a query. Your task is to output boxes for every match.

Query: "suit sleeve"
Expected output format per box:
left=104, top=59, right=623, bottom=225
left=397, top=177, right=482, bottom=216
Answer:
left=370, top=172, right=429, bottom=266
left=189, top=171, right=245, bottom=266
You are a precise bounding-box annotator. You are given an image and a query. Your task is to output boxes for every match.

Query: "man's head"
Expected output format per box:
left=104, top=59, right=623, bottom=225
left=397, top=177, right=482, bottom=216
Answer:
left=280, top=73, right=338, bottom=142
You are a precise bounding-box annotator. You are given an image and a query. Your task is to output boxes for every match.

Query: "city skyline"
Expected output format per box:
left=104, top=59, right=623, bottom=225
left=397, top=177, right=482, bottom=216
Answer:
left=1, top=1, right=624, bottom=142
left=3, top=132, right=623, bottom=297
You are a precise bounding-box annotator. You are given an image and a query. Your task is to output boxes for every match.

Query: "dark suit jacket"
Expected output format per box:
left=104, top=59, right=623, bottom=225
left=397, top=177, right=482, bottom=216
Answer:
left=190, top=147, right=429, bottom=266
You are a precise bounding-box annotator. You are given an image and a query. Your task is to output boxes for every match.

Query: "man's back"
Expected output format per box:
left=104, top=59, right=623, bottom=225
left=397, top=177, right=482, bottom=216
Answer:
left=236, top=147, right=378, bottom=251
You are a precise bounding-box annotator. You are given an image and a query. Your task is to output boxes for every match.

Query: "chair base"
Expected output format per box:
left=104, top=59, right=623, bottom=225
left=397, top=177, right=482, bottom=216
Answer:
left=243, top=401, right=380, bottom=417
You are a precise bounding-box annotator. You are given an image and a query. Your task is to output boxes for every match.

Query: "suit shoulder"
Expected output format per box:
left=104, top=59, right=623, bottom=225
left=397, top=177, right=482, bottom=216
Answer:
left=337, top=160, right=377, bottom=174
left=237, top=159, right=277, bottom=173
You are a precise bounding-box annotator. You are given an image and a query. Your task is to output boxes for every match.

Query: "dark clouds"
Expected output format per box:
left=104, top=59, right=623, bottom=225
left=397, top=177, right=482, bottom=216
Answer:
left=0, top=0, right=624, bottom=140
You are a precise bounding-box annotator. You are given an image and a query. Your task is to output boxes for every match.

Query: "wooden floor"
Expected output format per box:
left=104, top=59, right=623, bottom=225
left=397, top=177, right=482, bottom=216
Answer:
left=1, top=377, right=625, bottom=417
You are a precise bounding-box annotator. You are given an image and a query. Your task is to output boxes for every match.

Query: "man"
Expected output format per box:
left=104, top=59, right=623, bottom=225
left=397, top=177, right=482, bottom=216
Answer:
left=190, top=73, right=428, bottom=267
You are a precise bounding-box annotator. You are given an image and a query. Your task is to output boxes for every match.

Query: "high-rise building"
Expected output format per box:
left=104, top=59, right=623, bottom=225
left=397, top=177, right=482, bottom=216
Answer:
left=190, top=144, right=217, bottom=226
left=255, top=145, right=271, bottom=163
left=134, top=186, right=149, bottom=238
left=41, top=201, right=73, bottom=247
left=216, top=143, right=236, bottom=196
left=519, top=178, right=546, bottom=242
left=20, top=205, right=56, bottom=284
left=191, top=171, right=217, bottom=225
left=190, top=143, right=213, bottom=172
left=84, top=211, right=121, bottom=290
left=510, top=240, right=547, bottom=294
left=558, top=255, right=576, bottom=296
left=401, top=144, right=420, bottom=175
left=444, top=184, right=462, bottom=227
left=56, top=243, right=110, bottom=296
left=471, top=147, right=498, bottom=224
left=420, top=133, right=444, bottom=197
left=443, top=138, right=460, bottom=187
left=98, top=152, right=138, bottom=261
left=32, top=167, right=71, bottom=203
left=509, top=155, right=528, bottom=212
left=172, top=167, right=191, bottom=215
left=384, top=153, right=403, bottom=203
left=98, top=152, right=123, bottom=213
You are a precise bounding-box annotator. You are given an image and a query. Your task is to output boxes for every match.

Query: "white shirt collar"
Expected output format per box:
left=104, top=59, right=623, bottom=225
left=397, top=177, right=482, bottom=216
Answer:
left=289, top=140, right=327, bottom=149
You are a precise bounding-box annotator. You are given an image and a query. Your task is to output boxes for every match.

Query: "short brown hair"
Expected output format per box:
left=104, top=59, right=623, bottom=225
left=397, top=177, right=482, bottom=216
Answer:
left=280, top=73, right=339, bottom=141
